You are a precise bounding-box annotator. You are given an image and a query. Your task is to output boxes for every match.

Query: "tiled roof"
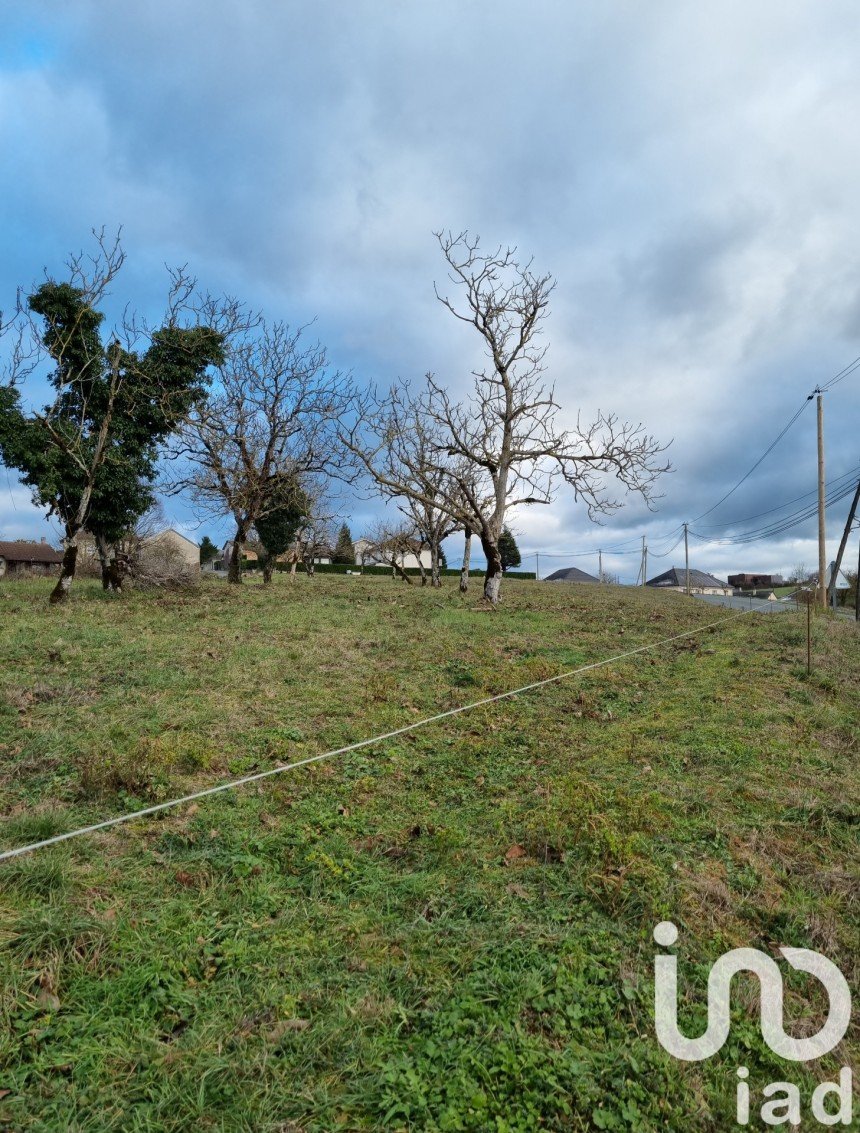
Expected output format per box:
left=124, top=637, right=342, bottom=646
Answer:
left=646, top=567, right=728, bottom=589
left=544, top=566, right=600, bottom=583
left=0, top=540, right=63, bottom=564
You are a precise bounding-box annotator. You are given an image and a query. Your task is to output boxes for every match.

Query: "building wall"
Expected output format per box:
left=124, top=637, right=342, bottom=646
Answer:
left=142, top=530, right=200, bottom=572
left=0, top=557, right=58, bottom=577
left=354, top=540, right=432, bottom=570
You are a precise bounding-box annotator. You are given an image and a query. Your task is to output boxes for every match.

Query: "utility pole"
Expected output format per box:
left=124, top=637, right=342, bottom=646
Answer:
left=817, top=391, right=827, bottom=607
left=827, top=478, right=860, bottom=608
left=640, top=536, right=647, bottom=586
left=599, top=549, right=603, bottom=584
left=684, top=522, right=690, bottom=595
left=535, top=551, right=540, bottom=581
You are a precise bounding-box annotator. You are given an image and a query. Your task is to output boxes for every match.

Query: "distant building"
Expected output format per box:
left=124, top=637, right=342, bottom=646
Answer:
left=220, top=540, right=259, bottom=568
left=728, top=573, right=785, bottom=589
left=216, top=539, right=334, bottom=571
left=140, top=529, right=200, bottom=573
left=646, top=566, right=731, bottom=595
left=544, top=566, right=600, bottom=583
left=0, top=538, right=63, bottom=578
left=353, top=537, right=432, bottom=571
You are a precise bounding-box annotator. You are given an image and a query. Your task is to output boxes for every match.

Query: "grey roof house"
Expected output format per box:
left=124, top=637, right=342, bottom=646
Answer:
left=544, top=566, right=600, bottom=583
left=646, top=567, right=730, bottom=595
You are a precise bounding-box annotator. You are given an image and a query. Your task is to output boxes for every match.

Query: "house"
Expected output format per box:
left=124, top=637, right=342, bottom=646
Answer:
left=544, top=566, right=600, bottom=583
left=220, top=540, right=258, bottom=568
left=728, top=572, right=785, bottom=589
left=353, top=537, right=432, bottom=571
left=0, top=539, right=64, bottom=578
left=140, top=529, right=200, bottom=573
left=216, top=539, right=334, bottom=571
left=646, top=566, right=731, bottom=595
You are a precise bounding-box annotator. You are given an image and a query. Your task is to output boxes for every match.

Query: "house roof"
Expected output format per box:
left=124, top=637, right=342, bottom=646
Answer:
left=646, top=566, right=728, bottom=589
left=0, top=540, right=63, bottom=564
left=544, top=566, right=600, bottom=583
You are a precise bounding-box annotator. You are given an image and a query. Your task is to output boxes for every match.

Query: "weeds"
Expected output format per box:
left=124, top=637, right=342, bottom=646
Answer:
left=0, top=575, right=857, bottom=1130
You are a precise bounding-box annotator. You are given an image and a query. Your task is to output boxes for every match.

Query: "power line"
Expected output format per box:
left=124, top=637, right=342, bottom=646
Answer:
left=818, top=352, right=860, bottom=392
left=460, top=356, right=858, bottom=569
left=694, top=464, right=860, bottom=529
left=690, top=477, right=859, bottom=547
left=692, top=398, right=811, bottom=523
left=689, top=353, right=858, bottom=525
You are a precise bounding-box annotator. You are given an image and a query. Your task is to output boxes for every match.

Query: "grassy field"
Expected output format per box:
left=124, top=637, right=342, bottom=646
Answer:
left=0, top=575, right=857, bottom=1131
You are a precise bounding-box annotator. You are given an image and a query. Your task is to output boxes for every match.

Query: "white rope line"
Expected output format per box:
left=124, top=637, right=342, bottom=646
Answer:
left=0, top=609, right=751, bottom=863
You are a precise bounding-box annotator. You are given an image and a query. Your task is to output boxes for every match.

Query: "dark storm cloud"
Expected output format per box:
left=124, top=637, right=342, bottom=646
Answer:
left=1, top=0, right=858, bottom=575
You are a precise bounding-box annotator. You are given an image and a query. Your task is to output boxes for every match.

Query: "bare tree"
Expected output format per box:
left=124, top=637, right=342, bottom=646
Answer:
left=426, top=231, right=670, bottom=603
left=789, top=562, right=811, bottom=585
left=362, top=520, right=424, bottom=584
left=170, top=320, right=351, bottom=583
left=295, top=518, right=336, bottom=578
left=343, top=232, right=669, bottom=604
left=343, top=382, right=463, bottom=587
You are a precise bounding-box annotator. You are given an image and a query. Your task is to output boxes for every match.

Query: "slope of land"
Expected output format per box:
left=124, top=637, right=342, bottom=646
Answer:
left=0, top=576, right=857, bottom=1131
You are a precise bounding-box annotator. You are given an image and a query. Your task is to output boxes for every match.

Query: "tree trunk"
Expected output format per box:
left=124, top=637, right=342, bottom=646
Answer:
left=95, top=532, right=125, bottom=591
left=430, top=541, right=442, bottom=588
left=481, top=534, right=503, bottom=604
left=417, top=545, right=427, bottom=587
left=459, top=526, right=472, bottom=594
left=50, top=531, right=79, bottom=604
left=96, top=534, right=112, bottom=590
left=262, top=553, right=274, bottom=585
left=390, top=557, right=413, bottom=585
left=227, top=527, right=246, bottom=584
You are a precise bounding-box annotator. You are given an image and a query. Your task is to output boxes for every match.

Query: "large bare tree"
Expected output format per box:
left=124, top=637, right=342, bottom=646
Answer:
left=171, top=320, right=351, bottom=583
left=348, top=232, right=670, bottom=604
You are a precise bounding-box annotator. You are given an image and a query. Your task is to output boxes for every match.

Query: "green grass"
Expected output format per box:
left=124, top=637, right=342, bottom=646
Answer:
left=0, top=575, right=857, bottom=1131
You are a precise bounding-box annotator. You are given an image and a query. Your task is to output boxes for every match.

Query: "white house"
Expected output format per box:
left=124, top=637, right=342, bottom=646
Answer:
left=353, top=537, right=432, bottom=571
left=646, top=567, right=731, bottom=596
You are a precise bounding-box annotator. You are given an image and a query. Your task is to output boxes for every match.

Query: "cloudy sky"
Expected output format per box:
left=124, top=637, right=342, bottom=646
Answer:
left=2, top=1, right=859, bottom=582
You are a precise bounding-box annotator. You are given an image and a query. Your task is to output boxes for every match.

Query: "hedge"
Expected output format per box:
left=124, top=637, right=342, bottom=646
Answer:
left=239, top=559, right=536, bottom=580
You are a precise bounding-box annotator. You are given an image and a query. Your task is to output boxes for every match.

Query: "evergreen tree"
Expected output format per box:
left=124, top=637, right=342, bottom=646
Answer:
left=333, top=523, right=355, bottom=564
left=498, top=526, right=521, bottom=572
left=0, top=241, right=224, bottom=602
left=199, top=536, right=219, bottom=564
left=254, top=474, right=309, bottom=584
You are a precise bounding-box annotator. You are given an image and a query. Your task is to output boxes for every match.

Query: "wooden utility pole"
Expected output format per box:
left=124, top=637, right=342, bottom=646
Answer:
left=684, top=522, right=690, bottom=595
left=640, top=536, right=647, bottom=586
left=817, top=392, right=827, bottom=607
left=599, top=549, right=603, bottom=583
left=827, top=478, right=860, bottom=608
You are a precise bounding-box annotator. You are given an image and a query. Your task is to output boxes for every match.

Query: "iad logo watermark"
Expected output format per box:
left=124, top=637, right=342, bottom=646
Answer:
left=652, top=922, right=854, bottom=1126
